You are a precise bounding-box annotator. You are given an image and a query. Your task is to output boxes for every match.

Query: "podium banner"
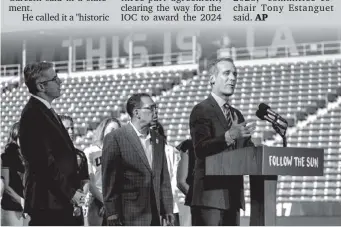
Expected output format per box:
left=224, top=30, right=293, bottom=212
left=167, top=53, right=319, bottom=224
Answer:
left=262, top=147, right=324, bottom=176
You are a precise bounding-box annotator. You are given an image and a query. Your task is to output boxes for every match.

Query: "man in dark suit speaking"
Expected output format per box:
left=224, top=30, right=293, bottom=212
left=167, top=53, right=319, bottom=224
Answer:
left=189, top=58, right=256, bottom=226
left=102, top=93, right=174, bottom=226
left=19, top=62, right=86, bottom=225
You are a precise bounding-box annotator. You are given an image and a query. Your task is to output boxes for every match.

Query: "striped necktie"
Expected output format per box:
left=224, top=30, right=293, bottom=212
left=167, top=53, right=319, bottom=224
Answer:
left=223, top=103, right=233, bottom=128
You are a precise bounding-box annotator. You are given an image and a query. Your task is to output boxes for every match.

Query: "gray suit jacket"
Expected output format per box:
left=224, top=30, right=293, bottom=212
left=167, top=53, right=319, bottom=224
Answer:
left=102, top=123, right=173, bottom=226
left=189, top=95, right=254, bottom=210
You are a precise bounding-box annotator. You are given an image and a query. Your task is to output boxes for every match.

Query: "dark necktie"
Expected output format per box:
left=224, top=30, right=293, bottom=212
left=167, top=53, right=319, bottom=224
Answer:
left=223, top=103, right=233, bottom=129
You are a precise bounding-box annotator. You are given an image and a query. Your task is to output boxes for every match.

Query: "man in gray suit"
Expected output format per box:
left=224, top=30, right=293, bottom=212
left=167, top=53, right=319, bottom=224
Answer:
left=102, top=93, right=174, bottom=226
left=189, top=58, right=256, bottom=225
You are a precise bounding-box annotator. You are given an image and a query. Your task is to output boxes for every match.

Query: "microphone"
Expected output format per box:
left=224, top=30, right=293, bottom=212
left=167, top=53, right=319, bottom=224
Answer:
left=256, top=103, right=288, bottom=130
left=258, top=103, right=287, bottom=123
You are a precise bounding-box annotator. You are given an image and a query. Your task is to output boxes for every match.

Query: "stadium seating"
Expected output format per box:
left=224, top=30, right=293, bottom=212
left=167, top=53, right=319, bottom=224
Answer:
left=0, top=69, right=196, bottom=150
left=273, top=101, right=341, bottom=201
left=1, top=58, right=340, bottom=205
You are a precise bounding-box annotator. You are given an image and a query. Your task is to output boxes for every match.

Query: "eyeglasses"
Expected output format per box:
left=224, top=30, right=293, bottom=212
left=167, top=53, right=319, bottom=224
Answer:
left=38, top=75, right=59, bottom=84
left=138, top=104, right=158, bottom=112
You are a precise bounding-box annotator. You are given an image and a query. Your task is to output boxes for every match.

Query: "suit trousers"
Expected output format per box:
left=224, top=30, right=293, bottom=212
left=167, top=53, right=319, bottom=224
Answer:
left=191, top=206, right=240, bottom=226
left=29, top=208, right=77, bottom=226
left=150, top=189, right=161, bottom=226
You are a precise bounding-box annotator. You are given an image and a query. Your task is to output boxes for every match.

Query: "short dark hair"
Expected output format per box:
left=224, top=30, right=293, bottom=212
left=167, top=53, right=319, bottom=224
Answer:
left=24, top=61, right=54, bottom=94
left=60, top=115, right=74, bottom=128
left=126, top=93, right=151, bottom=118
left=208, top=57, right=235, bottom=77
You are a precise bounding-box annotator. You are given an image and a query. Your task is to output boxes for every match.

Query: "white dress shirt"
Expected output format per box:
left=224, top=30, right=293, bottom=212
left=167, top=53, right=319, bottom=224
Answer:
left=130, top=122, right=153, bottom=168
left=31, top=94, right=52, bottom=109
left=211, top=92, right=229, bottom=115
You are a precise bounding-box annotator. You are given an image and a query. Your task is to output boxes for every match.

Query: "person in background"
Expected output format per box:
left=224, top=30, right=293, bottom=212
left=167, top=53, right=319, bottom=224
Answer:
left=176, top=139, right=194, bottom=226
left=1, top=122, right=27, bottom=226
left=0, top=156, right=4, bottom=201
left=1, top=176, right=5, bottom=201
left=60, top=115, right=90, bottom=226
left=155, top=122, right=183, bottom=226
left=84, top=117, right=121, bottom=226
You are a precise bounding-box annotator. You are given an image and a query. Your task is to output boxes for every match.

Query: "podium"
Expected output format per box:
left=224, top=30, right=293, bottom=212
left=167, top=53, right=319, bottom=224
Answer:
left=205, top=146, right=324, bottom=226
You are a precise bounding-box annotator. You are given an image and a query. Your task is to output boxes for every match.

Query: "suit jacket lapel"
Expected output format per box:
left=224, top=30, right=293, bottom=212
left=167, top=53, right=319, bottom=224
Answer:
left=30, top=98, right=74, bottom=150
left=207, top=94, right=230, bottom=130
left=125, top=124, right=152, bottom=173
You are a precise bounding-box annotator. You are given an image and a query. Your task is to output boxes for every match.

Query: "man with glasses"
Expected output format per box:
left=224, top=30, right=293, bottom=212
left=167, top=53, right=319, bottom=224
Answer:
left=102, top=93, right=174, bottom=226
left=19, top=61, right=86, bottom=225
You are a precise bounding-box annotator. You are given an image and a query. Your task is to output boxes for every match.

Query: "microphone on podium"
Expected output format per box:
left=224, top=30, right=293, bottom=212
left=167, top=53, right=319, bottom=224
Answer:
left=256, top=103, right=288, bottom=130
